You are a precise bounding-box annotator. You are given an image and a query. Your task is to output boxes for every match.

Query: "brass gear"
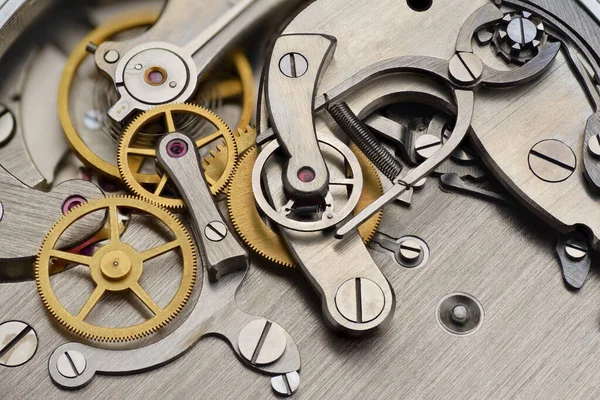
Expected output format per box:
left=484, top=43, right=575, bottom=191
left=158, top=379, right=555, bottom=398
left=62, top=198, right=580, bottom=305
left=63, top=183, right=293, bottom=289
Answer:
left=227, top=144, right=383, bottom=268
left=59, top=10, right=254, bottom=181
left=202, top=125, right=256, bottom=184
left=117, top=103, right=238, bottom=209
left=35, top=196, right=197, bottom=342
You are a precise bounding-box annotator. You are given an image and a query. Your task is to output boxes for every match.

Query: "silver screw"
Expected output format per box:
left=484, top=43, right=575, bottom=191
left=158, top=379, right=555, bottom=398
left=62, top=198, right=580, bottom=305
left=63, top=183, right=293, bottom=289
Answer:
left=588, top=134, right=600, bottom=158
left=204, top=221, right=228, bottom=242
left=0, top=321, right=37, bottom=367
left=335, top=278, right=385, bottom=323
left=415, top=134, right=442, bottom=160
left=103, top=49, right=120, bottom=64
left=279, top=53, right=309, bottom=78
left=528, top=140, right=576, bottom=183
left=238, top=319, right=287, bottom=365
left=565, top=238, right=588, bottom=261
left=451, top=305, right=469, bottom=325
left=271, top=371, right=300, bottom=396
left=0, top=105, right=15, bottom=145
left=56, top=350, right=87, bottom=378
left=506, top=17, right=538, bottom=46
left=448, top=52, right=483, bottom=84
left=398, top=239, right=423, bottom=262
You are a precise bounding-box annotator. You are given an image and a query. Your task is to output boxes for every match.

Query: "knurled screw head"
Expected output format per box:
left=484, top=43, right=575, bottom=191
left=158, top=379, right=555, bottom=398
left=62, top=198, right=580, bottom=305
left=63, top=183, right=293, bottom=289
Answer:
left=448, top=52, right=483, bottom=84
left=271, top=371, right=300, bottom=396
left=279, top=52, right=309, bottom=78
left=238, top=319, right=287, bottom=365
left=528, top=139, right=576, bottom=183
left=56, top=350, right=87, bottom=378
left=335, top=278, right=385, bottom=323
left=0, top=321, right=38, bottom=367
left=0, top=105, right=15, bottom=146
left=415, top=134, right=442, bottom=160
left=204, top=221, right=228, bottom=242
left=565, top=238, right=588, bottom=261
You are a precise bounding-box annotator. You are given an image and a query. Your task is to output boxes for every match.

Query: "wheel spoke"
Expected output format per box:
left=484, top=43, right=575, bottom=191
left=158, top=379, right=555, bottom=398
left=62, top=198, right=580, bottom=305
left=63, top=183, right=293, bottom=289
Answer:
left=127, top=148, right=157, bottom=157
left=165, top=110, right=176, bottom=133
left=141, top=240, right=180, bottom=261
left=128, top=155, right=145, bottom=174
left=77, top=285, right=105, bottom=320
left=108, top=205, right=120, bottom=243
left=131, top=283, right=161, bottom=315
left=154, top=174, right=169, bottom=195
left=49, top=250, right=93, bottom=266
left=212, top=79, right=243, bottom=99
left=195, top=130, right=224, bottom=148
left=330, top=178, right=357, bottom=186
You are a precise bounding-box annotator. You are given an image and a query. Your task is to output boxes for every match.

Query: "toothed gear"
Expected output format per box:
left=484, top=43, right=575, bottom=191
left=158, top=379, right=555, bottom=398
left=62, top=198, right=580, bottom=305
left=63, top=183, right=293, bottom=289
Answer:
left=492, top=11, right=546, bottom=64
left=59, top=12, right=254, bottom=182
left=35, top=196, right=197, bottom=342
left=117, top=103, right=238, bottom=209
left=202, top=125, right=257, bottom=185
left=227, top=144, right=383, bottom=268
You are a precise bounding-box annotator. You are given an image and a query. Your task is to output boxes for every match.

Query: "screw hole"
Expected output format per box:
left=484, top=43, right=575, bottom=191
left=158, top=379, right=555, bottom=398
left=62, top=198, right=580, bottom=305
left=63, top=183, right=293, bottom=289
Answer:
left=407, top=0, right=432, bottom=12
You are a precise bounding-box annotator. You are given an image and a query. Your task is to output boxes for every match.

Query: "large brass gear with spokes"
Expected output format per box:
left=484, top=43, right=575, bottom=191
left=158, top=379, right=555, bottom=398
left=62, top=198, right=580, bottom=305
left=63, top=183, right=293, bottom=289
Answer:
left=35, top=196, right=197, bottom=342
left=228, top=144, right=383, bottom=268
left=117, top=103, right=238, bottom=209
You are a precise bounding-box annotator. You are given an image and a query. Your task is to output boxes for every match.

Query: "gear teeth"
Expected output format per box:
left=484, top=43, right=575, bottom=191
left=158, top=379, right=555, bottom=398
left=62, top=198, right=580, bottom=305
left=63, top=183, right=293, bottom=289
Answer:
left=35, top=195, right=197, bottom=342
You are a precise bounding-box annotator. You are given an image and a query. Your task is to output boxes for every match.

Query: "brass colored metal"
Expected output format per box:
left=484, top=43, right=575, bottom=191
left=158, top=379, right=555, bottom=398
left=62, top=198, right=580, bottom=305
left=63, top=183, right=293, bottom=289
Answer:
left=35, top=196, right=197, bottom=342
left=227, top=145, right=383, bottom=268
left=59, top=12, right=254, bottom=181
left=117, top=103, right=238, bottom=208
left=202, top=125, right=256, bottom=185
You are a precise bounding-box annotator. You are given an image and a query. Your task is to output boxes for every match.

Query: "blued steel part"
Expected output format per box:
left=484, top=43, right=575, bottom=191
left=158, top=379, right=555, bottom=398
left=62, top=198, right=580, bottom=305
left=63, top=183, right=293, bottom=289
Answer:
left=328, top=102, right=403, bottom=181
left=439, top=173, right=520, bottom=208
left=48, top=272, right=301, bottom=389
left=0, top=167, right=104, bottom=269
left=35, top=196, right=197, bottom=342
left=266, top=34, right=337, bottom=198
left=336, top=89, right=474, bottom=238
left=228, top=144, right=382, bottom=268
left=252, top=134, right=363, bottom=232
left=156, top=133, right=248, bottom=281
left=94, top=0, right=304, bottom=120
left=556, top=231, right=591, bottom=289
left=455, top=3, right=504, bottom=53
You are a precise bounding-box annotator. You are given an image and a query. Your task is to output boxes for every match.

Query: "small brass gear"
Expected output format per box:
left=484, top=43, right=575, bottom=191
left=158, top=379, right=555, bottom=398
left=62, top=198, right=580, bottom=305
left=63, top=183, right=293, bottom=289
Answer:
left=117, top=103, right=238, bottom=208
left=35, top=196, right=197, bottom=342
left=59, top=10, right=254, bottom=181
left=227, top=144, right=383, bottom=268
left=203, top=125, right=256, bottom=184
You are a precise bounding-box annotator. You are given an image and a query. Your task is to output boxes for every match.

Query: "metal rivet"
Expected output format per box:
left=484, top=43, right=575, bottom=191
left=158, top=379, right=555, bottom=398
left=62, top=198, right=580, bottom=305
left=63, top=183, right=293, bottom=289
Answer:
left=134, top=64, right=143, bottom=70
left=85, top=42, right=98, bottom=54
left=204, top=221, right=228, bottom=242
left=238, top=319, right=287, bottom=365
left=103, top=50, right=120, bottom=64
left=0, top=105, right=16, bottom=146
left=437, top=293, right=484, bottom=336
left=588, top=134, right=600, bottom=158
left=0, top=321, right=38, bottom=367
left=451, top=305, right=469, bottom=324
left=335, top=278, right=385, bottom=323
left=565, top=238, right=588, bottom=261
left=56, top=350, right=87, bottom=378
left=271, top=371, right=300, bottom=396
left=448, top=52, right=483, bottom=84
left=169, top=81, right=177, bottom=88
left=279, top=53, right=309, bottom=78
left=528, top=139, right=576, bottom=183
left=415, top=134, right=442, bottom=160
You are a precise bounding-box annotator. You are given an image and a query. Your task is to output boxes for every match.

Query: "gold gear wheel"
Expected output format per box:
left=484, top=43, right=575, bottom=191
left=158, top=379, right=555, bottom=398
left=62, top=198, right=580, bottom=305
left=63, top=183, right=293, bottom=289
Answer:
left=117, top=103, right=238, bottom=209
left=35, top=196, right=197, bottom=342
left=59, top=10, right=254, bottom=181
left=203, top=125, right=256, bottom=184
left=227, top=144, right=383, bottom=268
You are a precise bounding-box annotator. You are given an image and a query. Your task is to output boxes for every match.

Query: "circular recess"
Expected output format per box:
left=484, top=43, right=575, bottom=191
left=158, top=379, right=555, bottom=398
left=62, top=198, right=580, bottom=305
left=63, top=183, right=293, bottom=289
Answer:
left=407, top=0, right=432, bottom=12
left=436, top=293, right=484, bottom=336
